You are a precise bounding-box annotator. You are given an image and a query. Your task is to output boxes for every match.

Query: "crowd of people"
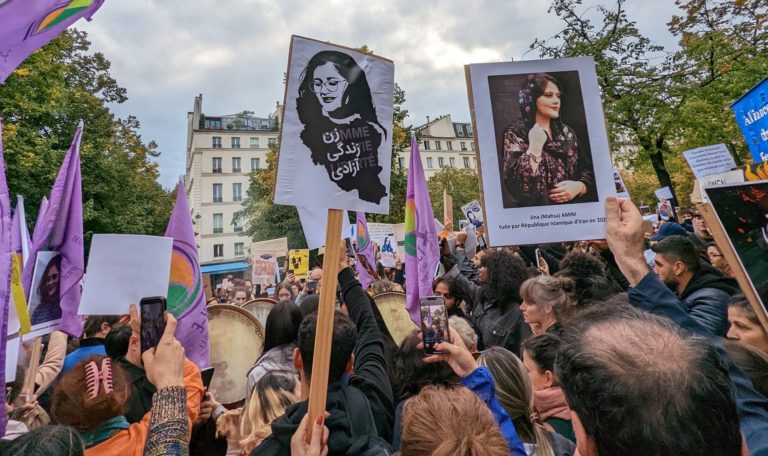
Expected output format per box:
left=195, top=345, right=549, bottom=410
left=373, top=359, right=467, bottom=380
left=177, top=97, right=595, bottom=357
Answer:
left=2, top=196, right=768, bottom=456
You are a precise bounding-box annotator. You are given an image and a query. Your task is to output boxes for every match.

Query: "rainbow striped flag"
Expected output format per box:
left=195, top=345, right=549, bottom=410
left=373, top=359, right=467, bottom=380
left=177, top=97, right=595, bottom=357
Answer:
left=0, top=0, right=107, bottom=83
left=404, top=135, right=439, bottom=325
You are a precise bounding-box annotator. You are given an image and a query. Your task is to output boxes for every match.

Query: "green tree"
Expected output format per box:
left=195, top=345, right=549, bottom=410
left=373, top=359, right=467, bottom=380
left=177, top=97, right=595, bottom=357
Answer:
left=0, top=30, right=172, bottom=242
left=427, top=167, right=480, bottom=227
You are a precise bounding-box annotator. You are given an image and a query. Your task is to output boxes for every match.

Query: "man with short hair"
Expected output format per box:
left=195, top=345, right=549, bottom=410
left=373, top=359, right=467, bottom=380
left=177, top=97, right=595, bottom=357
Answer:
left=651, top=235, right=738, bottom=335
left=557, top=303, right=742, bottom=456
left=604, top=196, right=768, bottom=455
left=689, top=210, right=714, bottom=252
left=61, top=315, right=119, bottom=373
left=253, top=248, right=394, bottom=455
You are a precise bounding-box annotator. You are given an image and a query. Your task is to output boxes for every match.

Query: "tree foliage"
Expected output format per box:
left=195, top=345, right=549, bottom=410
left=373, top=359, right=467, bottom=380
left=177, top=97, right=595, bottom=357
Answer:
left=531, top=0, right=767, bottom=206
left=427, top=167, right=480, bottom=226
left=0, top=30, right=173, bottom=241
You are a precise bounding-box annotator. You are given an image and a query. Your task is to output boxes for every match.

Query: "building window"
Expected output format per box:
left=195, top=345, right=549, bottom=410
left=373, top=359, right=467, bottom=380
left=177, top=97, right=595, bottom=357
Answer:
left=250, top=137, right=259, bottom=148
left=460, top=141, right=467, bottom=151
left=463, top=157, right=470, bottom=168
left=398, top=157, right=404, bottom=169
left=233, top=216, right=243, bottom=232
left=212, top=137, right=222, bottom=149
left=268, top=137, right=277, bottom=147
left=213, top=244, right=224, bottom=258
left=435, top=140, right=442, bottom=150
left=426, top=157, right=433, bottom=169
left=251, top=157, right=260, bottom=171
left=232, top=157, right=241, bottom=173
left=470, top=142, right=474, bottom=150
left=231, top=137, right=241, bottom=149
left=449, top=157, right=456, bottom=167
left=473, top=157, right=477, bottom=168
left=423, top=141, right=430, bottom=150
left=204, top=118, right=222, bottom=129
left=438, top=157, right=444, bottom=168
left=232, top=183, right=242, bottom=202
left=212, top=157, right=222, bottom=173
left=212, top=183, right=222, bottom=203
left=213, top=213, right=223, bottom=233
left=234, top=242, right=244, bottom=256
left=447, top=141, right=453, bottom=151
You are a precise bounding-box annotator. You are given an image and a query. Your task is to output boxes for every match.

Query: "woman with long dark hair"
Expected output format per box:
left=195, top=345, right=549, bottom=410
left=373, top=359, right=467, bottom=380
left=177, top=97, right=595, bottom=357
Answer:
left=31, top=254, right=62, bottom=325
left=502, top=73, right=595, bottom=206
left=245, top=301, right=303, bottom=400
left=443, top=249, right=528, bottom=354
left=296, top=50, right=388, bottom=204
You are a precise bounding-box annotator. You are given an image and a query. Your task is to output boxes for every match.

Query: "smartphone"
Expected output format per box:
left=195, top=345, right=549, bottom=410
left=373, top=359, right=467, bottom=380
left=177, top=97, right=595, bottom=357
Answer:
left=200, top=367, right=215, bottom=391
left=140, top=296, right=167, bottom=353
left=419, top=296, right=449, bottom=354
left=306, top=281, right=318, bottom=294
left=535, top=248, right=543, bottom=268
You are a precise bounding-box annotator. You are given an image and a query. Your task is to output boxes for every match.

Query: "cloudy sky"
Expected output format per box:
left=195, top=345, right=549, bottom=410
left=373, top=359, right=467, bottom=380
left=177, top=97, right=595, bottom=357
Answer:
left=77, top=0, right=683, bottom=188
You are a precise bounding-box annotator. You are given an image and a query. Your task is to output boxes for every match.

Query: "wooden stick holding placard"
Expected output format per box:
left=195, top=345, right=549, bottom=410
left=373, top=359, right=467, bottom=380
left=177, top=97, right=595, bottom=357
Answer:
left=23, top=337, right=43, bottom=399
left=305, top=208, right=344, bottom=441
left=697, top=203, right=768, bottom=332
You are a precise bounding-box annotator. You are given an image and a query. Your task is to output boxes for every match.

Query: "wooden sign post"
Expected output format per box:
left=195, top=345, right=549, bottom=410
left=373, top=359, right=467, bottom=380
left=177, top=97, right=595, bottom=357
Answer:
left=305, top=208, right=344, bottom=440
left=697, top=203, right=768, bottom=332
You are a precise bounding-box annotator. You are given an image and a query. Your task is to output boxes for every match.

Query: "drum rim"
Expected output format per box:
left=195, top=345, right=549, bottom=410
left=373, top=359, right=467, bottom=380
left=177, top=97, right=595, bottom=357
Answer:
left=207, top=303, right=266, bottom=341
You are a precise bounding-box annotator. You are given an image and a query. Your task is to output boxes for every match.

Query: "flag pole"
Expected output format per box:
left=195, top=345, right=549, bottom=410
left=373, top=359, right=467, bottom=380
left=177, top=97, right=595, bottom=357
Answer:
left=305, top=208, right=344, bottom=441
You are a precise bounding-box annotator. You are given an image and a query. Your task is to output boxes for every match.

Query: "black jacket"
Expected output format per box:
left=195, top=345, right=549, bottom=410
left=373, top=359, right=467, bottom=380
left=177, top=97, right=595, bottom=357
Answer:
left=252, top=267, right=395, bottom=455
left=445, top=266, right=524, bottom=355
left=679, top=265, right=740, bottom=336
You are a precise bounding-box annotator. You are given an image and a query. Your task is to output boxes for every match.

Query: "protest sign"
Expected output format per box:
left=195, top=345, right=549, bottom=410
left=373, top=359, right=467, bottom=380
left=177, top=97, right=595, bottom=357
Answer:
left=23, top=251, right=63, bottom=339
left=461, top=200, right=485, bottom=230
left=297, top=206, right=352, bottom=250
left=691, top=170, right=746, bottom=204
left=249, top=251, right=279, bottom=287
left=249, top=238, right=288, bottom=257
left=380, top=234, right=397, bottom=268
left=274, top=35, right=395, bottom=214
left=4, top=336, right=20, bottom=383
left=613, top=168, right=630, bottom=199
left=731, top=78, right=768, bottom=163
left=78, top=235, right=173, bottom=316
left=393, top=223, right=406, bottom=259
left=466, top=56, right=615, bottom=246
left=701, top=182, right=768, bottom=330
left=366, top=222, right=395, bottom=247
left=683, top=144, right=737, bottom=179
left=654, top=186, right=673, bottom=201
left=289, top=249, right=310, bottom=280
left=443, top=189, right=453, bottom=232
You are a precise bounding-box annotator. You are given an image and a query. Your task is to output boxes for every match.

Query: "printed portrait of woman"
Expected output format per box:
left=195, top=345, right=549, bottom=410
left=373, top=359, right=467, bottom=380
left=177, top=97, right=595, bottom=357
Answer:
left=30, top=253, right=62, bottom=325
left=296, top=50, right=388, bottom=204
left=491, top=72, right=597, bottom=208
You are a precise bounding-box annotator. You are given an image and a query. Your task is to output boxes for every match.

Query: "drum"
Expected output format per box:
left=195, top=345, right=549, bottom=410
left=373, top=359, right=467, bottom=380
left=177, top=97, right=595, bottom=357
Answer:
left=372, top=291, right=418, bottom=347
left=207, top=304, right=265, bottom=406
left=241, top=298, right=277, bottom=329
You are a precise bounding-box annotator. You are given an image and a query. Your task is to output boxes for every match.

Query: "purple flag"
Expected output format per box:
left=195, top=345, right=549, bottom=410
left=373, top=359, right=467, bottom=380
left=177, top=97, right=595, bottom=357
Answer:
left=166, top=180, right=210, bottom=367
left=404, top=135, right=440, bottom=325
left=31, top=196, right=49, bottom=245
left=21, top=122, right=84, bottom=337
left=0, top=120, right=15, bottom=436
left=0, top=0, right=107, bottom=84
left=354, top=212, right=379, bottom=290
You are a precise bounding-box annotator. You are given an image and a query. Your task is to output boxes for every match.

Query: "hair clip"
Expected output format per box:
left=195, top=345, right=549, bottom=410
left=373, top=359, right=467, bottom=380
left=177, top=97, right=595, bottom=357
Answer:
left=85, top=358, right=114, bottom=399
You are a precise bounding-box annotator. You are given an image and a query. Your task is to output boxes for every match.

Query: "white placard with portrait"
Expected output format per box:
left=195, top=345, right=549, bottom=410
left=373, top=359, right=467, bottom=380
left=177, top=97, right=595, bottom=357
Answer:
left=24, top=250, right=62, bottom=339
left=466, top=56, right=615, bottom=246
left=274, top=35, right=395, bottom=214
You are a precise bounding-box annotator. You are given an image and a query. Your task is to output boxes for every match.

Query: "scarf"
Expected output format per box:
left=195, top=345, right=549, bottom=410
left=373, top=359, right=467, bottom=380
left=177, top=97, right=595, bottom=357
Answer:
left=80, top=415, right=130, bottom=448
left=533, top=386, right=571, bottom=421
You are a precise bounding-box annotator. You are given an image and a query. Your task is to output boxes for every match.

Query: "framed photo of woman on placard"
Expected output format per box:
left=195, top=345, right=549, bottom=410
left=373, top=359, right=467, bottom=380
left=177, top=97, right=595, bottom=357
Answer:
left=24, top=250, right=62, bottom=339
left=466, top=57, right=615, bottom=246
left=274, top=35, right=395, bottom=214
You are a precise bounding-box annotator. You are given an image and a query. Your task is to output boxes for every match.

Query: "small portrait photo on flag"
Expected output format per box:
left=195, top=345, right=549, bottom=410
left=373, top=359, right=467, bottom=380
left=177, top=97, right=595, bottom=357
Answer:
left=274, top=35, right=395, bottom=214
left=26, top=250, right=62, bottom=337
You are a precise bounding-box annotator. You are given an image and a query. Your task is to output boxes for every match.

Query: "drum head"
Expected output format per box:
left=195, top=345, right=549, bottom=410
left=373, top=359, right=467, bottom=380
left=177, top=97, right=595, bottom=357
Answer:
left=241, top=298, right=277, bottom=329
left=372, top=292, right=418, bottom=347
left=207, top=304, right=265, bottom=405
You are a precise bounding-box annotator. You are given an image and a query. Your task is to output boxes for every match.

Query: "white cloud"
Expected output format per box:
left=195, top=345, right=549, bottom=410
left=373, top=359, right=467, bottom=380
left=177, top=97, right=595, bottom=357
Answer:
left=77, top=0, right=681, bottom=187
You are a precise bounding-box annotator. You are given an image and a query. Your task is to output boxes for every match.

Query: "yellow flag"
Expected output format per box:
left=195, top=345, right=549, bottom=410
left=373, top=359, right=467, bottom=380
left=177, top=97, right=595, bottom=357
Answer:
left=10, top=253, right=30, bottom=334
